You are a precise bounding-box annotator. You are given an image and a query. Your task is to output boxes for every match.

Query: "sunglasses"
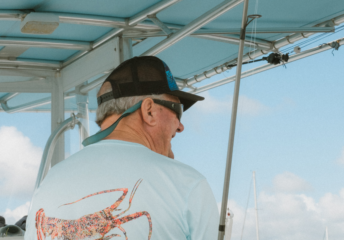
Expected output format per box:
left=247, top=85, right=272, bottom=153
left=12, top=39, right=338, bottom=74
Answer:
left=153, top=99, right=184, bottom=121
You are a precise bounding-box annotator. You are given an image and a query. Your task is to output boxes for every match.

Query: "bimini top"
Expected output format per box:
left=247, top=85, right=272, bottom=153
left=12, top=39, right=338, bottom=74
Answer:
left=0, top=0, right=343, bottom=112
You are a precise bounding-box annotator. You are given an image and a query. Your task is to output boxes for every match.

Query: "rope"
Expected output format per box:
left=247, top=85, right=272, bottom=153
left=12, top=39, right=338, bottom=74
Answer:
left=240, top=174, right=253, bottom=240
left=248, top=0, right=259, bottom=54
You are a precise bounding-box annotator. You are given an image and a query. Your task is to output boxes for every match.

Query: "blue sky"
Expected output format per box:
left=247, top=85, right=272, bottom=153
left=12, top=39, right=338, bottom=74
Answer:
left=1, top=32, right=344, bottom=239
left=176, top=47, right=344, bottom=203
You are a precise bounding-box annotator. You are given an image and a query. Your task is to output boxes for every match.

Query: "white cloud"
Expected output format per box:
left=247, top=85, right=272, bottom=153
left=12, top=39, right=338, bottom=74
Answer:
left=195, top=91, right=268, bottom=116
left=219, top=189, right=344, bottom=240
left=319, top=190, right=344, bottom=221
left=336, top=147, right=344, bottom=165
left=0, top=126, right=42, bottom=198
left=273, top=172, right=312, bottom=193
left=238, top=95, right=268, bottom=116
left=195, top=91, right=231, bottom=113
left=3, top=202, right=30, bottom=225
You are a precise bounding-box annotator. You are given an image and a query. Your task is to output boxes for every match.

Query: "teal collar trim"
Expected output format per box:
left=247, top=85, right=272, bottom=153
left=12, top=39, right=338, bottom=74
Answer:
left=82, top=101, right=143, bottom=147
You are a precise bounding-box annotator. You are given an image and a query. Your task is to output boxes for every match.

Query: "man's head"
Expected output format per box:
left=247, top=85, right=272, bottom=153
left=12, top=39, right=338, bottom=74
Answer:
left=96, top=82, right=184, bottom=157
left=83, top=56, right=204, bottom=157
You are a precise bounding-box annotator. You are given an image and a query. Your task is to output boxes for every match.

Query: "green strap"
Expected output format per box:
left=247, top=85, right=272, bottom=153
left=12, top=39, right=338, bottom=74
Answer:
left=82, top=101, right=143, bottom=147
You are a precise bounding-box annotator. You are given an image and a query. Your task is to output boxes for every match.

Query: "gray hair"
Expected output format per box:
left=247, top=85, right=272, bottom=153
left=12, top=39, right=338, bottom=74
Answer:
left=96, top=86, right=165, bottom=126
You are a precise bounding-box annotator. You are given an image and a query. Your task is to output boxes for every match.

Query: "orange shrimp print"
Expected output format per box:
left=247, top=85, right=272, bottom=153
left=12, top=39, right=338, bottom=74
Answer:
left=35, top=179, right=152, bottom=240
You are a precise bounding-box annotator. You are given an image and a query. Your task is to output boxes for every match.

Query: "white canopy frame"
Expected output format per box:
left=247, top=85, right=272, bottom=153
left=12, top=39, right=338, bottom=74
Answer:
left=0, top=1, right=337, bottom=70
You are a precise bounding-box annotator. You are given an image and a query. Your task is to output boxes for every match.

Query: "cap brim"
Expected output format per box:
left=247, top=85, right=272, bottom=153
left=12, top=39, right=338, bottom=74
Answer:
left=167, top=90, right=204, bottom=111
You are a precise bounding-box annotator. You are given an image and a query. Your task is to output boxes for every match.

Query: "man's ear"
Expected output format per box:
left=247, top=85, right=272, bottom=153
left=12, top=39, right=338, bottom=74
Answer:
left=141, top=98, right=158, bottom=126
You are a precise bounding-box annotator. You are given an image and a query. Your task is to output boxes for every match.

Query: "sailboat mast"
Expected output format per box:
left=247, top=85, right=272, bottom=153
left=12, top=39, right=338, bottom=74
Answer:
left=326, top=227, right=329, bottom=240
left=253, top=171, right=260, bottom=240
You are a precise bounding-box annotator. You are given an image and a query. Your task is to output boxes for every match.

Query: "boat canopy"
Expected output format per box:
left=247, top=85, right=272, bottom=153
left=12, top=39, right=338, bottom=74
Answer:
left=0, top=0, right=343, bottom=112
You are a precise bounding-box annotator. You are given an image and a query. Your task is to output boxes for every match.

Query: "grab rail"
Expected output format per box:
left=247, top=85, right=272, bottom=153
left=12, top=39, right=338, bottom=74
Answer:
left=34, top=113, right=81, bottom=190
left=0, top=92, right=20, bottom=102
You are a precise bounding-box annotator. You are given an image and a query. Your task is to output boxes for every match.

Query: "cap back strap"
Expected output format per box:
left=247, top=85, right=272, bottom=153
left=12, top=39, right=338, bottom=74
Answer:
left=97, top=92, right=115, bottom=106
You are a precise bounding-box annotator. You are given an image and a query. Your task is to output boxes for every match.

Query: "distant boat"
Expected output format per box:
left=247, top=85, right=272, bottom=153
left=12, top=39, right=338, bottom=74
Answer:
left=325, top=226, right=329, bottom=240
left=225, top=171, right=260, bottom=240
left=225, top=208, right=234, bottom=240
left=238, top=171, right=260, bottom=240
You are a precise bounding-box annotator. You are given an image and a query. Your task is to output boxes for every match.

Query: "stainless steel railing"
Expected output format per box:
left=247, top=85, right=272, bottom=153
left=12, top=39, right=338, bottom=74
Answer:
left=34, top=113, right=81, bottom=190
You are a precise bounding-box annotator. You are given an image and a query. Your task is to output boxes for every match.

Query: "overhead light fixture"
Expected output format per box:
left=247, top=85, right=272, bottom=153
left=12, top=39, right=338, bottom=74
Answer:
left=21, top=12, right=59, bottom=34
left=246, top=14, right=262, bottom=27
left=247, top=14, right=262, bottom=19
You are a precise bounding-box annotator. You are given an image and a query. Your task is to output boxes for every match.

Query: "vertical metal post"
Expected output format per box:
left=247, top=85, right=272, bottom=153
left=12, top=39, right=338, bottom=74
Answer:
left=51, top=72, right=65, bottom=167
left=119, top=37, right=133, bottom=62
left=253, top=171, right=260, bottom=240
left=75, top=84, right=89, bottom=149
left=218, top=0, right=249, bottom=239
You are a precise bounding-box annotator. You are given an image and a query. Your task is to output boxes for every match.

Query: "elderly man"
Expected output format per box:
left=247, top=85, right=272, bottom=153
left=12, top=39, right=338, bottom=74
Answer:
left=26, top=56, right=219, bottom=240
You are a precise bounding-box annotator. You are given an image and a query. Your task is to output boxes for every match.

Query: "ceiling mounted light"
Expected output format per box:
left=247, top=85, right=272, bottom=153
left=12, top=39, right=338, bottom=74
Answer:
left=21, top=12, right=59, bottom=34
left=247, top=14, right=262, bottom=19
left=246, top=14, right=262, bottom=27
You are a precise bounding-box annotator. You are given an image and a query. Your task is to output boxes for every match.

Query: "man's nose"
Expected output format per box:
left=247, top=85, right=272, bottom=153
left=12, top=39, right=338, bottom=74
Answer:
left=177, top=121, right=184, bottom=133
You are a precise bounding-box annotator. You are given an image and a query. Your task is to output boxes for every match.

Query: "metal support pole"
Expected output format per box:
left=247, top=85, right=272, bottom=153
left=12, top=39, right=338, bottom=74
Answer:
left=35, top=114, right=80, bottom=189
left=141, top=0, right=243, bottom=56
left=119, top=37, right=133, bottom=62
left=253, top=171, right=260, bottom=240
left=218, top=0, right=249, bottom=239
left=79, top=73, right=110, bottom=94
left=75, top=84, right=90, bottom=149
left=128, top=0, right=180, bottom=26
left=51, top=72, right=65, bottom=167
left=148, top=15, right=173, bottom=35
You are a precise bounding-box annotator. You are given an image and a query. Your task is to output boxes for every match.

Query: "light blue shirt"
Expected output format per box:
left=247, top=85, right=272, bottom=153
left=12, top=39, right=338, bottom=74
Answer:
left=26, top=140, right=219, bottom=240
